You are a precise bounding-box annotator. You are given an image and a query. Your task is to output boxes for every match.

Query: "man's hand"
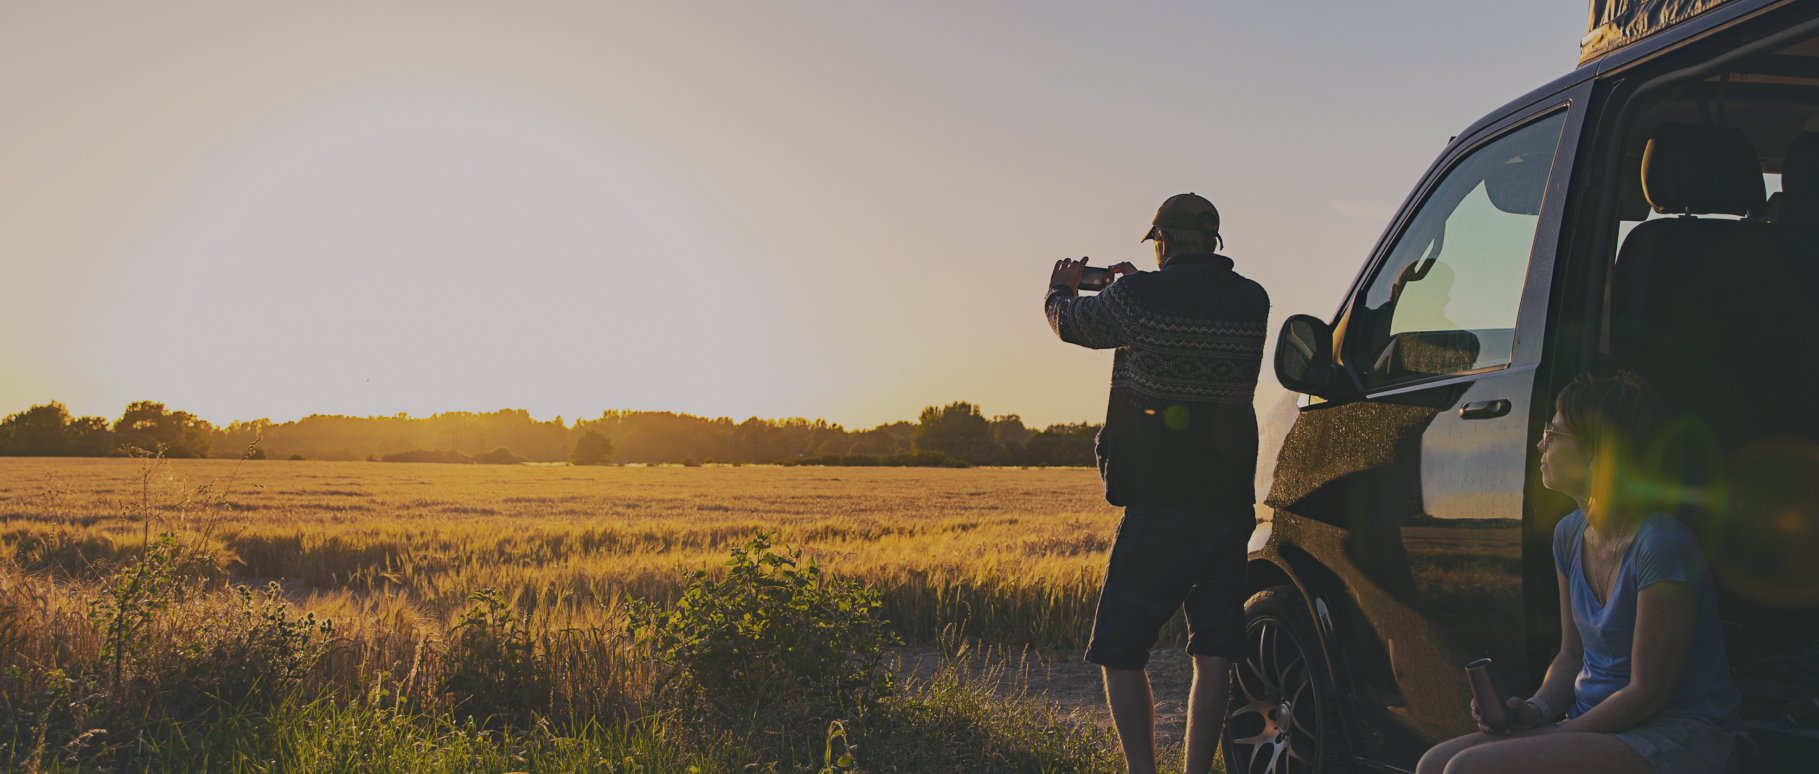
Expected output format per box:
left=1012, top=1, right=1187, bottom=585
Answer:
left=1050, top=257, right=1087, bottom=291
left=1108, top=261, right=1140, bottom=279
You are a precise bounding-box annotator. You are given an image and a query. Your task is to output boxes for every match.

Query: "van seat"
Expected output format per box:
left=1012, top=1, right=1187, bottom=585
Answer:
left=1615, top=127, right=1819, bottom=753
left=1610, top=123, right=1795, bottom=449
left=1736, top=722, right=1819, bottom=773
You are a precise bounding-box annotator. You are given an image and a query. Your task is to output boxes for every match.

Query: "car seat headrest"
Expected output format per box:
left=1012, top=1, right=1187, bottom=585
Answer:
left=1642, top=123, right=1766, bottom=217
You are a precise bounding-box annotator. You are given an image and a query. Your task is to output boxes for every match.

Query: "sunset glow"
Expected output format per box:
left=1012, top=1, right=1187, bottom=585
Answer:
left=1, top=2, right=1584, bottom=429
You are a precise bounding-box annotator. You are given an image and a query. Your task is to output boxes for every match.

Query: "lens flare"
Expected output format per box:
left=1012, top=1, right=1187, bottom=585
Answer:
left=1703, top=439, right=1819, bottom=608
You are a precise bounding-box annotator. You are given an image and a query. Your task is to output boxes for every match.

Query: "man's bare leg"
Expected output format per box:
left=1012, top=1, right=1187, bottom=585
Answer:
left=1183, top=654, right=1231, bottom=774
left=1103, top=665, right=1157, bottom=774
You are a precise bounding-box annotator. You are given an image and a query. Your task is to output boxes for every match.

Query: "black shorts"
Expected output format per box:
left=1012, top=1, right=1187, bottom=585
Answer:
left=1083, top=504, right=1254, bottom=670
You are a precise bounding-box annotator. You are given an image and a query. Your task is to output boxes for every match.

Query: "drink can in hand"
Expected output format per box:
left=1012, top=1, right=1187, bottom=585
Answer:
left=1465, top=658, right=1509, bottom=732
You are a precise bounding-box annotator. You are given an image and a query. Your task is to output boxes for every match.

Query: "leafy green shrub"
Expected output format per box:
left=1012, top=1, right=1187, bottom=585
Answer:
left=440, top=588, right=548, bottom=723
left=90, top=533, right=185, bottom=692
left=627, top=531, right=899, bottom=738
left=143, top=581, right=334, bottom=721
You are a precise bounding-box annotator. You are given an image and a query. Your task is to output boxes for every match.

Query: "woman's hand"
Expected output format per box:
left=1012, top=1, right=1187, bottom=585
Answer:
left=1469, top=696, right=1494, bottom=732
left=1471, top=696, right=1545, bottom=733
left=1506, top=697, right=1546, bottom=731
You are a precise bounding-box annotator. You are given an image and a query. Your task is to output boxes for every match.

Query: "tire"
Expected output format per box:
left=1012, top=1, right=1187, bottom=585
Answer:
left=1221, top=585, right=1350, bottom=774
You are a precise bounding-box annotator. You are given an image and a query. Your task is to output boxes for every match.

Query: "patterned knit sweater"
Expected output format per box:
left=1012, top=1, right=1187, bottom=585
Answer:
left=1045, top=252, right=1270, bottom=509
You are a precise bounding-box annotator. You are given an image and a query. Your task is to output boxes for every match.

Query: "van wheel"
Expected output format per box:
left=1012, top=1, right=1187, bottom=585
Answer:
left=1222, top=585, right=1348, bottom=774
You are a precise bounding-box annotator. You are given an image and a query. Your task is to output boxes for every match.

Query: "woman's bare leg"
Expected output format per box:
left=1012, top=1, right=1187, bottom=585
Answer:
left=1444, top=731, right=1651, bottom=774
left=1416, top=725, right=1557, bottom=774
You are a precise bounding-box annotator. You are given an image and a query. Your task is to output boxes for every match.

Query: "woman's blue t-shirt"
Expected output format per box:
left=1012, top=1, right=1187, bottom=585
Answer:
left=1551, top=509, right=1741, bottom=724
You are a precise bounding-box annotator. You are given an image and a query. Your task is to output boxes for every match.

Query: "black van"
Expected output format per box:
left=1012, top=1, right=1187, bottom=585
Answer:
left=1222, top=1, right=1819, bottom=772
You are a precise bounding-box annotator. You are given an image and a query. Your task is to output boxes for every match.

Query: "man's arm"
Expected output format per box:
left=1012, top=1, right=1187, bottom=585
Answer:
left=1045, top=259, right=1134, bottom=350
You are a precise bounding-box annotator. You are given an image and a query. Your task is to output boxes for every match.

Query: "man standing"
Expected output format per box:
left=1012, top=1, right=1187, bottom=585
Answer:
left=1045, top=192, right=1270, bottom=774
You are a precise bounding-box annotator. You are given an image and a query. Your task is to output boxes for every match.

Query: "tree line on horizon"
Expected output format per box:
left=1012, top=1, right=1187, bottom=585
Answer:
left=0, top=400, right=1100, bottom=467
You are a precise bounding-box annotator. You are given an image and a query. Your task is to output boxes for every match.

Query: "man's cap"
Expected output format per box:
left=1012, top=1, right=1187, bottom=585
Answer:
left=1141, top=192, right=1222, bottom=246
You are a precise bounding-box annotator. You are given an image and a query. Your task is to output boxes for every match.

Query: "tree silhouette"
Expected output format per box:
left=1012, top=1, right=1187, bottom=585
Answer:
left=0, top=402, right=111, bottom=456
left=112, top=401, right=212, bottom=458
left=912, top=402, right=995, bottom=463
left=990, top=414, right=1032, bottom=448
left=0, top=398, right=1102, bottom=466
left=474, top=446, right=525, bottom=465
left=570, top=430, right=614, bottom=466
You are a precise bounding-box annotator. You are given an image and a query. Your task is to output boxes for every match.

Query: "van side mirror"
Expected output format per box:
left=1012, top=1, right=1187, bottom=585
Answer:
left=1275, top=314, right=1341, bottom=398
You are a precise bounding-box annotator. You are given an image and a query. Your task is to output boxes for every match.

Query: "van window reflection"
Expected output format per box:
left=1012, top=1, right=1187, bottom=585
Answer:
left=1353, top=113, right=1567, bottom=390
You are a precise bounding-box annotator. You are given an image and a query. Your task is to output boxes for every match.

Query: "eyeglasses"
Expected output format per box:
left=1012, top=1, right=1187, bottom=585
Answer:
left=1541, top=427, right=1581, bottom=444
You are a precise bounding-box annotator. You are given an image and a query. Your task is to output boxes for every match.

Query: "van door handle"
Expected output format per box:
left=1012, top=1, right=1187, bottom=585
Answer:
left=1459, top=399, right=1511, bottom=420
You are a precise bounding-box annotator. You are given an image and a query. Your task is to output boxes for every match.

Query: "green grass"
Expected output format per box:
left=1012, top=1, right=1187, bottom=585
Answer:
left=9, top=654, right=1124, bottom=773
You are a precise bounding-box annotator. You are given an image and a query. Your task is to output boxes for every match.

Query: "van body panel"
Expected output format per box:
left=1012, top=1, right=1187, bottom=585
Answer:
left=1454, top=68, right=1596, bottom=147
left=1245, top=3, right=1819, bottom=770
left=1252, top=76, right=1594, bottom=770
left=1263, top=376, right=1536, bottom=764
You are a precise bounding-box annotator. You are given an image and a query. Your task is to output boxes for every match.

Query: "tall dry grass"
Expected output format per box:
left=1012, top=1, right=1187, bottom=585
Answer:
left=0, top=458, right=1159, bottom=652
left=0, top=457, right=1138, bottom=771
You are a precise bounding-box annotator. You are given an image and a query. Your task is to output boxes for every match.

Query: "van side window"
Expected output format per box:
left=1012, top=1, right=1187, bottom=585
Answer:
left=1350, top=112, right=1568, bottom=392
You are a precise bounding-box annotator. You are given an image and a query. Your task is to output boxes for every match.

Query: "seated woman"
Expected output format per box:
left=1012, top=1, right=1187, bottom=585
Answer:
left=1417, top=370, right=1743, bottom=774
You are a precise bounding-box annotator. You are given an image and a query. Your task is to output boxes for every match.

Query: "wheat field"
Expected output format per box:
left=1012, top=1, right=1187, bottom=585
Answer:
left=0, top=457, right=1170, bottom=772
left=1, top=457, right=1144, bottom=649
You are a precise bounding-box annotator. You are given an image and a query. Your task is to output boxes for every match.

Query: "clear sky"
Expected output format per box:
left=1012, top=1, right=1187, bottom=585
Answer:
left=1, top=1, right=1588, bottom=430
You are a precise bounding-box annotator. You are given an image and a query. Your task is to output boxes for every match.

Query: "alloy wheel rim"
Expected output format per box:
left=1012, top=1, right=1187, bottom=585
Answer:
left=1227, top=616, right=1319, bottom=774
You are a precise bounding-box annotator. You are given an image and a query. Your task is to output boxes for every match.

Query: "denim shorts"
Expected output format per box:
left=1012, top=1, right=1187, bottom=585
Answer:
left=1083, top=504, right=1254, bottom=670
left=1602, top=715, right=1741, bottom=774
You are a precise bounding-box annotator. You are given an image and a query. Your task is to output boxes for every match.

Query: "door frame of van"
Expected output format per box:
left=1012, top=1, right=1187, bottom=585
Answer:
left=1531, top=0, right=1819, bottom=694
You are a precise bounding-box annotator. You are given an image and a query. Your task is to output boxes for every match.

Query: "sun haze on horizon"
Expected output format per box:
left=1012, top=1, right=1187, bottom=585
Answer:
left=0, top=2, right=1585, bottom=430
